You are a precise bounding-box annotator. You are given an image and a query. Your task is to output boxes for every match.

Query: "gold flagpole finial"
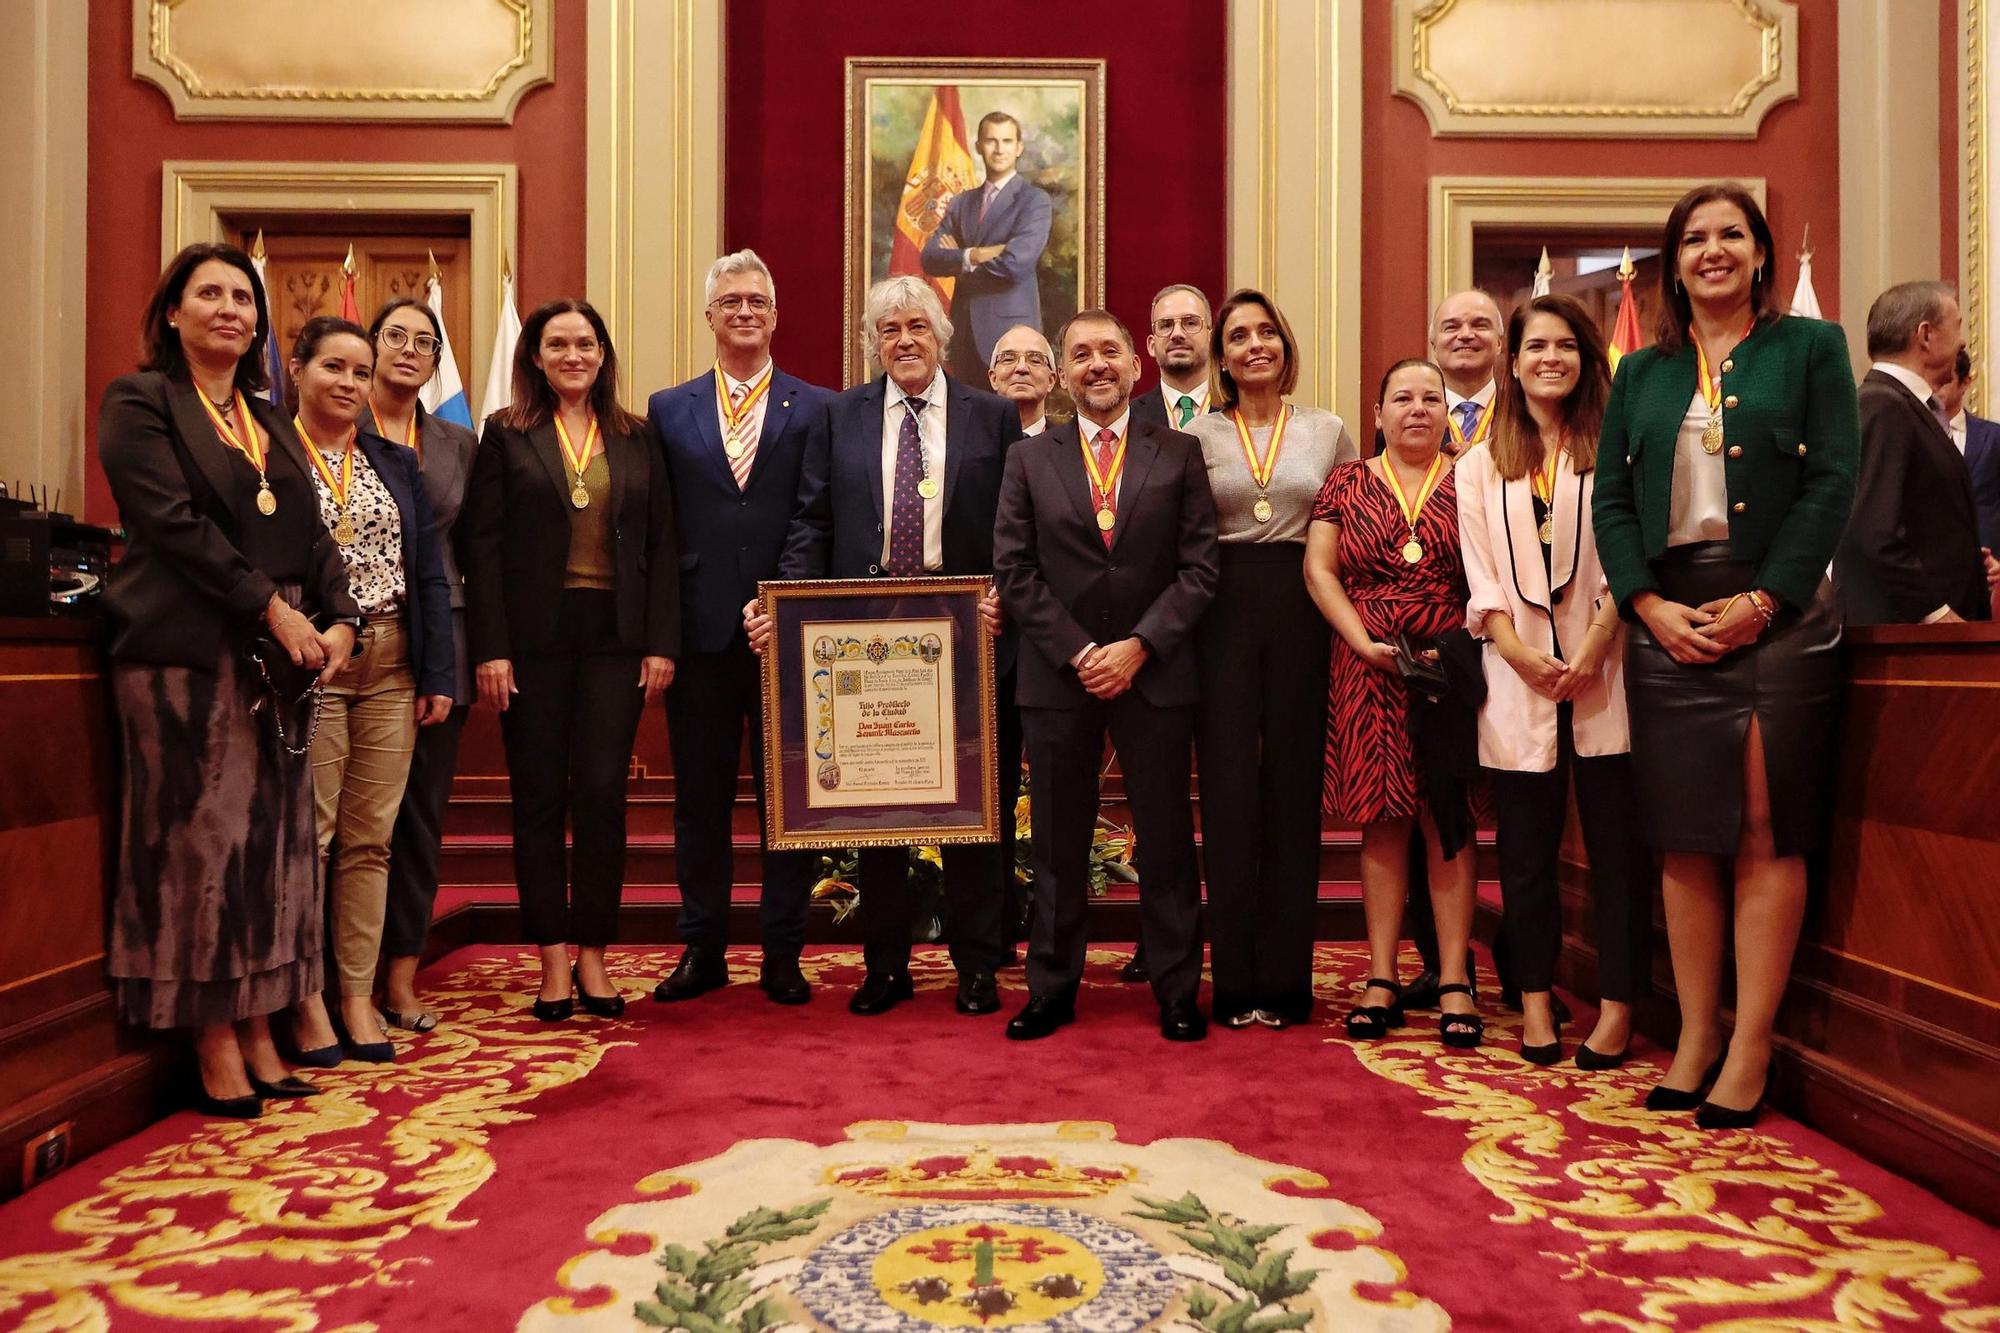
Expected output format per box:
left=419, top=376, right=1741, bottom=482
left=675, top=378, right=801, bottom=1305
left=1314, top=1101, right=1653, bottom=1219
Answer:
left=501, top=249, right=513, bottom=284
left=342, top=244, right=356, bottom=277
left=1536, top=246, right=1553, bottom=278
left=250, top=229, right=267, bottom=263
left=1616, top=244, right=1636, bottom=283
left=1797, top=222, right=1814, bottom=264
left=426, top=248, right=441, bottom=283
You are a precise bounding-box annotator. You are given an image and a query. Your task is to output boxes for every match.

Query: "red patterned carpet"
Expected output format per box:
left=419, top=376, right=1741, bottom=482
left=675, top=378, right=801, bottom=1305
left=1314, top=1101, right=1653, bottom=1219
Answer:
left=2, top=945, right=1996, bottom=1331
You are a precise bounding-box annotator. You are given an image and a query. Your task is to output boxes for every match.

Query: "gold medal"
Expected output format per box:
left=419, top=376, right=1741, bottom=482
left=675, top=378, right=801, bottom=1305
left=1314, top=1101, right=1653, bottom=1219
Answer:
left=917, top=476, right=939, bottom=500
left=1096, top=507, right=1116, bottom=532
left=1232, top=406, right=1289, bottom=526
left=1402, top=538, right=1424, bottom=564
left=332, top=514, right=357, bottom=546
left=1531, top=445, right=1559, bottom=545
left=1537, top=514, right=1554, bottom=546
left=723, top=436, right=748, bottom=459
left=555, top=413, right=603, bottom=511
left=571, top=482, right=591, bottom=510
left=1380, top=453, right=1448, bottom=570
left=1252, top=495, right=1274, bottom=524
left=200, top=389, right=275, bottom=508
left=1700, top=419, right=1725, bottom=454
left=1078, top=424, right=1129, bottom=538
left=256, top=482, right=278, bottom=516
left=714, top=363, right=773, bottom=463
left=295, top=414, right=359, bottom=538
left=1693, top=319, right=1753, bottom=458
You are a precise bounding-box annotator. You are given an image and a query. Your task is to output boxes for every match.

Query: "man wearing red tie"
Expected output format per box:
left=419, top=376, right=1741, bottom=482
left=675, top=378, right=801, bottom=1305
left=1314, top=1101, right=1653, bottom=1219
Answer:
left=993, top=309, right=1220, bottom=1041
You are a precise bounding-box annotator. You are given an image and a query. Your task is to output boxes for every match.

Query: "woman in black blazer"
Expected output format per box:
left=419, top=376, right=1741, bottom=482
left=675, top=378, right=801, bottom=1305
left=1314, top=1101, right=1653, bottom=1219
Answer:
left=282, top=316, right=454, bottom=1066
left=98, top=243, right=360, bottom=1117
left=461, top=298, right=679, bottom=1019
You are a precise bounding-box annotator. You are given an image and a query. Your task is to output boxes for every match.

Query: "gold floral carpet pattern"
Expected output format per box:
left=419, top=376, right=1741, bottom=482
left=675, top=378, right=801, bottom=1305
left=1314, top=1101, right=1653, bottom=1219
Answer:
left=0, top=945, right=1992, bottom=1331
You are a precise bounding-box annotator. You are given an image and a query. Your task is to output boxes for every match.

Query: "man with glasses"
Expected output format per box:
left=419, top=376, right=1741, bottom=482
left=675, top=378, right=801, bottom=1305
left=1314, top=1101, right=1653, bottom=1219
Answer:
left=989, top=324, right=1057, bottom=435
left=1132, top=284, right=1216, bottom=433
left=646, top=250, right=829, bottom=1006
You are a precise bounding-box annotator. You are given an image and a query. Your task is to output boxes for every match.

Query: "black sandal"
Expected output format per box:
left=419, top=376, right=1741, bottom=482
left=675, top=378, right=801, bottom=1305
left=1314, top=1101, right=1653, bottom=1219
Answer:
left=1437, top=982, right=1482, bottom=1049
left=1344, top=977, right=1405, bottom=1039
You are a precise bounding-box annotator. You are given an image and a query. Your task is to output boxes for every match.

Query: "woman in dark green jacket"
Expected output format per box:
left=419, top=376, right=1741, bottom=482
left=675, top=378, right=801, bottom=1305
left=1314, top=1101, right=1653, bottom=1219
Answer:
left=1593, top=183, right=1858, bottom=1129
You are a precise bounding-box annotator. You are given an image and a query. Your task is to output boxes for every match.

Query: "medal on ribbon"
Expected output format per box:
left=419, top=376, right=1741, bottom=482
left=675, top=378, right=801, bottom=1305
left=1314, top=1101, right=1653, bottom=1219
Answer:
left=1232, top=404, right=1289, bottom=525
left=1531, top=445, right=1559, bottom=546
left=1692, top=320, right=1753, bottom=456
left=555, top=413, right=602, bottom=510
left=371, top=395, right=419, bottom=458
left=198, top=389, right=277, bottom=516
left=715, top=364, right=773, bottom=460
left=1079, top=427, right=1129, bottom=533
left=1381, top=452, right=1448, bottom=564
left=296, top=415, right=358, bottom=545
left=1444, top=397, right=1495, bottom=451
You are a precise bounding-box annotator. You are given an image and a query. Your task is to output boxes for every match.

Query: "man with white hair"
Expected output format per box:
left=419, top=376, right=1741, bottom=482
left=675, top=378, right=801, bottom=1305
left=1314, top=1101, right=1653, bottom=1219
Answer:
left=989, top=323, right=1057, bottom=434
left=752, top=274, right=1024, bottom=1017
left=647, top=250, right=831, bottom=1006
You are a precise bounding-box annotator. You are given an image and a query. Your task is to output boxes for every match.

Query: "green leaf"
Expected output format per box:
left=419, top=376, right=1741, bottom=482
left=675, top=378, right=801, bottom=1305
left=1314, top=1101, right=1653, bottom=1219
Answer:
left=735, top=1296, right=783, bottom=1333
left=1235, top=1223, right=1286, bottom=1246
left=1185, top=1286, right=1219, bottom=1320
left=1240, top=1311, right=1315, bottom=1333
left=701, top=1279, right=752, bottom=1315
left=633, top=1299, right=684, bottom=1328
left=656, top=1243, right=700, bottom=1277
left=691, top=1246, right=755, bottom=1287
left=1209, top=1297, right=1259, bottom=1333
left=649, top=1282, right=697, bottom=1311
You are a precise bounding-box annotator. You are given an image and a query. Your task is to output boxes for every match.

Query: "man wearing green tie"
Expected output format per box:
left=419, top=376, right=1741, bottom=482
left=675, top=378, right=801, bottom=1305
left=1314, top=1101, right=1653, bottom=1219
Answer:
left=1133, top=284, right=1215, bottom=433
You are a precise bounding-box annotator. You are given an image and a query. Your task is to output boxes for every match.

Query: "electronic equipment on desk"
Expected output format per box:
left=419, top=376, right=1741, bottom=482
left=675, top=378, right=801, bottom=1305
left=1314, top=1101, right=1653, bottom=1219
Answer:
left=0, top=484, right=116, bottom=617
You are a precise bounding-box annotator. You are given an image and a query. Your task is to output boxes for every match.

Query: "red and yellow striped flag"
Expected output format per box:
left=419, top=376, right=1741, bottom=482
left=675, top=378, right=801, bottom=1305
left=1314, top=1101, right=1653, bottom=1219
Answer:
left=1608, top=246, right=1645, bottom=373
left=889, top=86, right=979, bottom=307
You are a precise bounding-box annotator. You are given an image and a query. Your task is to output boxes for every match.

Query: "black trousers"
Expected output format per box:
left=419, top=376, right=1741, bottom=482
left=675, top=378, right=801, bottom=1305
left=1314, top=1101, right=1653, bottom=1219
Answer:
left=995, top=669, right=1025, bottom=948
left=381, top=701, right=470, bottom=957
left=1022, top=695, right=1202, bottom=1009
left=664, top=635, right=816, bottom=957
left=1488, top=706, right=1654, bottom=1000
left=1197, top=544, right=1328, bottom=1022
left=499, top=589, right=645, bottom=947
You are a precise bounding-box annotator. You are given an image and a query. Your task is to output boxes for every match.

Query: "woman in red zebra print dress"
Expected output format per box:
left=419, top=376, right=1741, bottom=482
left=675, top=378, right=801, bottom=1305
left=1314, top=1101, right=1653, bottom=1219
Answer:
left=1305, top=358, right=1481, bottom=1047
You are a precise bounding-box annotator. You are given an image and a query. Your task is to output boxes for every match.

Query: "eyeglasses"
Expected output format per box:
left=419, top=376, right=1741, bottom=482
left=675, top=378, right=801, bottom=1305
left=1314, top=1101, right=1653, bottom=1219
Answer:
left=379, top=326, right=440, bottom=356
left=992, top=351, right=1050, bottom=369
left=709, top=294, right=773, bottom=313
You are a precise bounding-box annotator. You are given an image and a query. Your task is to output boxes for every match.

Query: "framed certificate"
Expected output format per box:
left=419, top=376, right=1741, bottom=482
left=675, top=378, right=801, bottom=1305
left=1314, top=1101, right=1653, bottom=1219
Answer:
left=758, top=576, right=999, bottom=850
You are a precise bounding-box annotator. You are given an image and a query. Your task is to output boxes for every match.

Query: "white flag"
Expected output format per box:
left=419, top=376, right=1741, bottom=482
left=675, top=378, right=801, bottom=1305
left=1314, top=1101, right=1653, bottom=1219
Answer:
left=478, top=270, right=522, bottom=432
left=420, top=275, right=473, bottom=428
left=1789, top=253, right=1823, bottom=320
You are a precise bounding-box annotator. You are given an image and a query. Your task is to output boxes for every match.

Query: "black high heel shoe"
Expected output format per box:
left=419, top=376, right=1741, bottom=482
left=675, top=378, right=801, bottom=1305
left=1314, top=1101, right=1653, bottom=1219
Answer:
left=531, top=986, right=575, bottom=1022
left=1437, top=983, right=1483, bottom=1049
left=249, top=1074, right=321, bottom=1099
left=573, top=966, right=626, bottom=1018
left=1574, top=1041, right=1629, bottom=1071
left=1344, top=978, right=1404, bottom=1039
left=1644, top=1053, right=1725, bottom=1112
left=194, top=1088, right=263, bottom=1119
left=1696, top=1063, right=1770, bottom=1130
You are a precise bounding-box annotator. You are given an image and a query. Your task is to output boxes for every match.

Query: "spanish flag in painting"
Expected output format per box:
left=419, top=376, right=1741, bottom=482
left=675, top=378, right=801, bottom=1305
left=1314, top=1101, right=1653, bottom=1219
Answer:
left=890, top=86, right=980, bottom=308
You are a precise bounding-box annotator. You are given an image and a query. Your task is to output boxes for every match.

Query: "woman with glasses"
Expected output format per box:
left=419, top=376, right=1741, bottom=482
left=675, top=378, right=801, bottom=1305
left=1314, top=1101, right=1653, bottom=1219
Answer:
left=362, top=298, right=479, bottom=1034
left=461, top=298, right=679, bottom=1020
left=1184, top=289, right=1353, bottom=1029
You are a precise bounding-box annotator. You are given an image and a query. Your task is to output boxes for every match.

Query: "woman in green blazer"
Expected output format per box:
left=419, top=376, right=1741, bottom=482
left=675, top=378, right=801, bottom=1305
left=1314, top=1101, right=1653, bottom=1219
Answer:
left=1593, top=183, right=1858, bottom=1129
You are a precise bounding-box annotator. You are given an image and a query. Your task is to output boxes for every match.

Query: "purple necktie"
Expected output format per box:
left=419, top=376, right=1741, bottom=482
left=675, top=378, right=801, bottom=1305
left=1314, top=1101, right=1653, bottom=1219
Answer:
left=886, top=397, right=926, bottom=575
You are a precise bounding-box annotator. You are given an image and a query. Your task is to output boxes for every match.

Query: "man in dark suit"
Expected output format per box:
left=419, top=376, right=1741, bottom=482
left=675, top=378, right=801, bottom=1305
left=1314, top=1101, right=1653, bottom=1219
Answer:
left=648, top=251, right=829, bottom=1006
left=1938, top=348, right=2000, bottom=576
left=920, top=111, right=1054, bottom=384
left=754, top=274, right=1023, bottom=1017
left=993, top=307, right=1220, bottom=1042
left=1837, top=281, right=1992, bottom=624
left=1130, top=284, right=1215, bottom=432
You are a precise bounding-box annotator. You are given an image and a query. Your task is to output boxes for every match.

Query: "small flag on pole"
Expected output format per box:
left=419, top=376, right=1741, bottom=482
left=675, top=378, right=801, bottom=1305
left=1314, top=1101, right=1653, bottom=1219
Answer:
left=338, top=245, right=360, bottom=323
left=420, top=253, right=473, bottom=428
left=248, top=230, right=287, bottom=404
left=477, top=255, right=521, bottom=432
left=1608, top=246, right=1645, bottom=374
left=1789, top=224, right=1823, bottom=319
left=1530, top=246, right=1554, bottom=299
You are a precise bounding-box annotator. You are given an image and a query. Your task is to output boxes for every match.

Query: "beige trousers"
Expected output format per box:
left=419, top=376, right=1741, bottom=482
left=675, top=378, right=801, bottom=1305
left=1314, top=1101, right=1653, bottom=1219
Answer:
left=311, top=619, right=418, bottom=996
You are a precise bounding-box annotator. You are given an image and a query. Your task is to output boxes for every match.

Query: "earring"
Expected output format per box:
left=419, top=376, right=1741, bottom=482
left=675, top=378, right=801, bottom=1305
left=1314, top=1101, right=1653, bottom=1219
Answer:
left=1755, top=264, right=1765, bottom=284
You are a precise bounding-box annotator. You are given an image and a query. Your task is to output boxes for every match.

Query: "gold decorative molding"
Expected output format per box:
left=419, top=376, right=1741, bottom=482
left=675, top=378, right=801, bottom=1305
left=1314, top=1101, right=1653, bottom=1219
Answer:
left=161, top=162, right=517, bottom=410
left=1968, top=0, right=1990, bottom=413
left=1428, top=176, right=1769, bottom=319
left=131, top=0, right=553, bottom=123
left=585, top=0, right=721, bottom=399
left=1392, top=0, right=1798, bottom=139
left=1227, top=0, right=1364, bottom=428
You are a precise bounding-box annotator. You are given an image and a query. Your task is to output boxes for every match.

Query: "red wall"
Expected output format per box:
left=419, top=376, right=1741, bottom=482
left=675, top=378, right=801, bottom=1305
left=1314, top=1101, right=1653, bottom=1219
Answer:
left=1359, top=3, right=1845, bottom=411
left=82, top=0, right=590, bottom=523
left=722, top=0, right=1229, bottom=393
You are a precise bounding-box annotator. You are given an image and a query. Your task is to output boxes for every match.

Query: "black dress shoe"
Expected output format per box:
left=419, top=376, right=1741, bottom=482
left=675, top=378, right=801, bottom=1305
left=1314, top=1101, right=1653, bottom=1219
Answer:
left=1118, top=953, right=1149, bottom=983
left=531, top=995, right=574, bottom=1023
left=1160, top=1002, right=1208, bottom=1042
left=848, top=971, right=914, bottom=1016
left=1218, top=1010, right=1261, bottom=1030
left=1402, top=968, right=1442, bottom=1010
left=1574, top=1042, right=1628, bottom=1071
left=1644, top=1054, right=1725, bottom=1112
left=759, top=956, right=812, bottom=1005
left=1005, top=995, right=1075, bottom=1040
left=652, top=948, right=728, bottom=1003
left=1521, top=1040, right=1563, bottom=1066
left=574, top=966, right=626, bottom=1018
left=955, top=971, right=1000, bottom=1015
left=249, top=1074, right=321, bottom=1098
left=194, top=1089, right=263, bottom=1119
left=1695, top=1062, right=1770, bottom=1130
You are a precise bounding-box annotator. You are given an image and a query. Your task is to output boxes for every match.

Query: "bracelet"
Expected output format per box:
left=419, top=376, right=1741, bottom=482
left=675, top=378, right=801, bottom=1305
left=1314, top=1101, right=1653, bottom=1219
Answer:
left=1747, top=589, right=1777, bottom=622
left=1715, top=592, right=1747, bottom=626
left=1583, top=621, right=1614, bottom=638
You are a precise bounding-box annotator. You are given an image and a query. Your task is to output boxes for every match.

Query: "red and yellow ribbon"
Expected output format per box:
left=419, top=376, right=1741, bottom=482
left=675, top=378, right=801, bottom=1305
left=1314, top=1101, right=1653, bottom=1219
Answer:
left=1079, top=426, right=1129, bottom=528
left=294, top=415, right=355, bottom=508
left=554, top=413, right=602, bottom=482
left=1444, top=397, right=1495, bottom=449
left=715, top=364, right=774, bottom=435
left=1231, top=404, right=1290, bottom=492
left=1381, top=452, right=1449, bottom=534
left=198, top=390, right=268, bottom=478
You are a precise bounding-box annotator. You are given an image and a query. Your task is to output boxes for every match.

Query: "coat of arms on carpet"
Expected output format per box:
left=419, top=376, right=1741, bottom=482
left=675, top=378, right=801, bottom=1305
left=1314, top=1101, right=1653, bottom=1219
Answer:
left=525, top=1120, right=1442, bottom=1331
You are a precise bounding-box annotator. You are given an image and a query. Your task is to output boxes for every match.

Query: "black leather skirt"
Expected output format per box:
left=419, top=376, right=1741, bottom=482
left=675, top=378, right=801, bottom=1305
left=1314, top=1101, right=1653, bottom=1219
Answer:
left=1625, top=541, right=1843, bottom=856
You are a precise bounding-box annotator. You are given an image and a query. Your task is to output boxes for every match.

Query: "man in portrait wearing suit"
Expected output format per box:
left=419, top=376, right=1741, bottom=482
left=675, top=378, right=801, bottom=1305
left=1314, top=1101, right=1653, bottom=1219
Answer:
left=1838, top=281, right=1995, bottom=624
left=1130, top=284, right=1216, bottom=432
left=754, top=274, right=1023, bottom=1017
left=648, top=250, right=829, bottom=1006
left=993, top=308, right=1220, bottom=1043
left=1937, top=348, right=2000, bottom=597
left=921, top=111, right=1054, bottom=384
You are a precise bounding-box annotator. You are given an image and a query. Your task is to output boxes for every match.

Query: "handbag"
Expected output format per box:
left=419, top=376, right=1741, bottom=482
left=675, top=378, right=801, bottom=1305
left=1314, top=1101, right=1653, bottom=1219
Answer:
left=243, top=633, right=324, bottom=756
left=1392, top=631, right=1450, bottom=699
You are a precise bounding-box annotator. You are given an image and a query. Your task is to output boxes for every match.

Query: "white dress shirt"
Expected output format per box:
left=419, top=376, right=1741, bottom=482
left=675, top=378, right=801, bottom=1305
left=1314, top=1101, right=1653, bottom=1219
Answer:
left=1949, top=409, right=1969, bottom=455
left=1666, top=391, right=1731, bottom=547
left=716, top=360, right=773, bottom=455
left=1444, top=379, right=1497, bottom=450
left=881, top=368, right=948, bottom=570
left=1868, top=360, right=1959, bottom=621
left=1020, top=415, right=1047, bottom=436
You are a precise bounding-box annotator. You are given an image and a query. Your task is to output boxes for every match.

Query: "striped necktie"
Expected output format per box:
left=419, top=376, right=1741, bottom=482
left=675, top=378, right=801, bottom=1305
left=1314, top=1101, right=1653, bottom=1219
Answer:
left=726, top=382, right=758, bottom=487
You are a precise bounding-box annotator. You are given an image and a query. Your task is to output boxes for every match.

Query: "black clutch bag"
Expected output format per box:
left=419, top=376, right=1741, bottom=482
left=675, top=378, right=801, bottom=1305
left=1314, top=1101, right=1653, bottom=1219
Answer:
left=1392, top=631, right=1450, bottom=698
left=243, top=635, right=324, bottom=755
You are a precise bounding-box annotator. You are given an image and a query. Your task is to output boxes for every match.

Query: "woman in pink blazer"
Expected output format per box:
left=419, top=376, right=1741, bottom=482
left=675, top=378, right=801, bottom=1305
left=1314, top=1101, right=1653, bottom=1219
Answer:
left=1457, top=294, right=1654, bottom=1067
